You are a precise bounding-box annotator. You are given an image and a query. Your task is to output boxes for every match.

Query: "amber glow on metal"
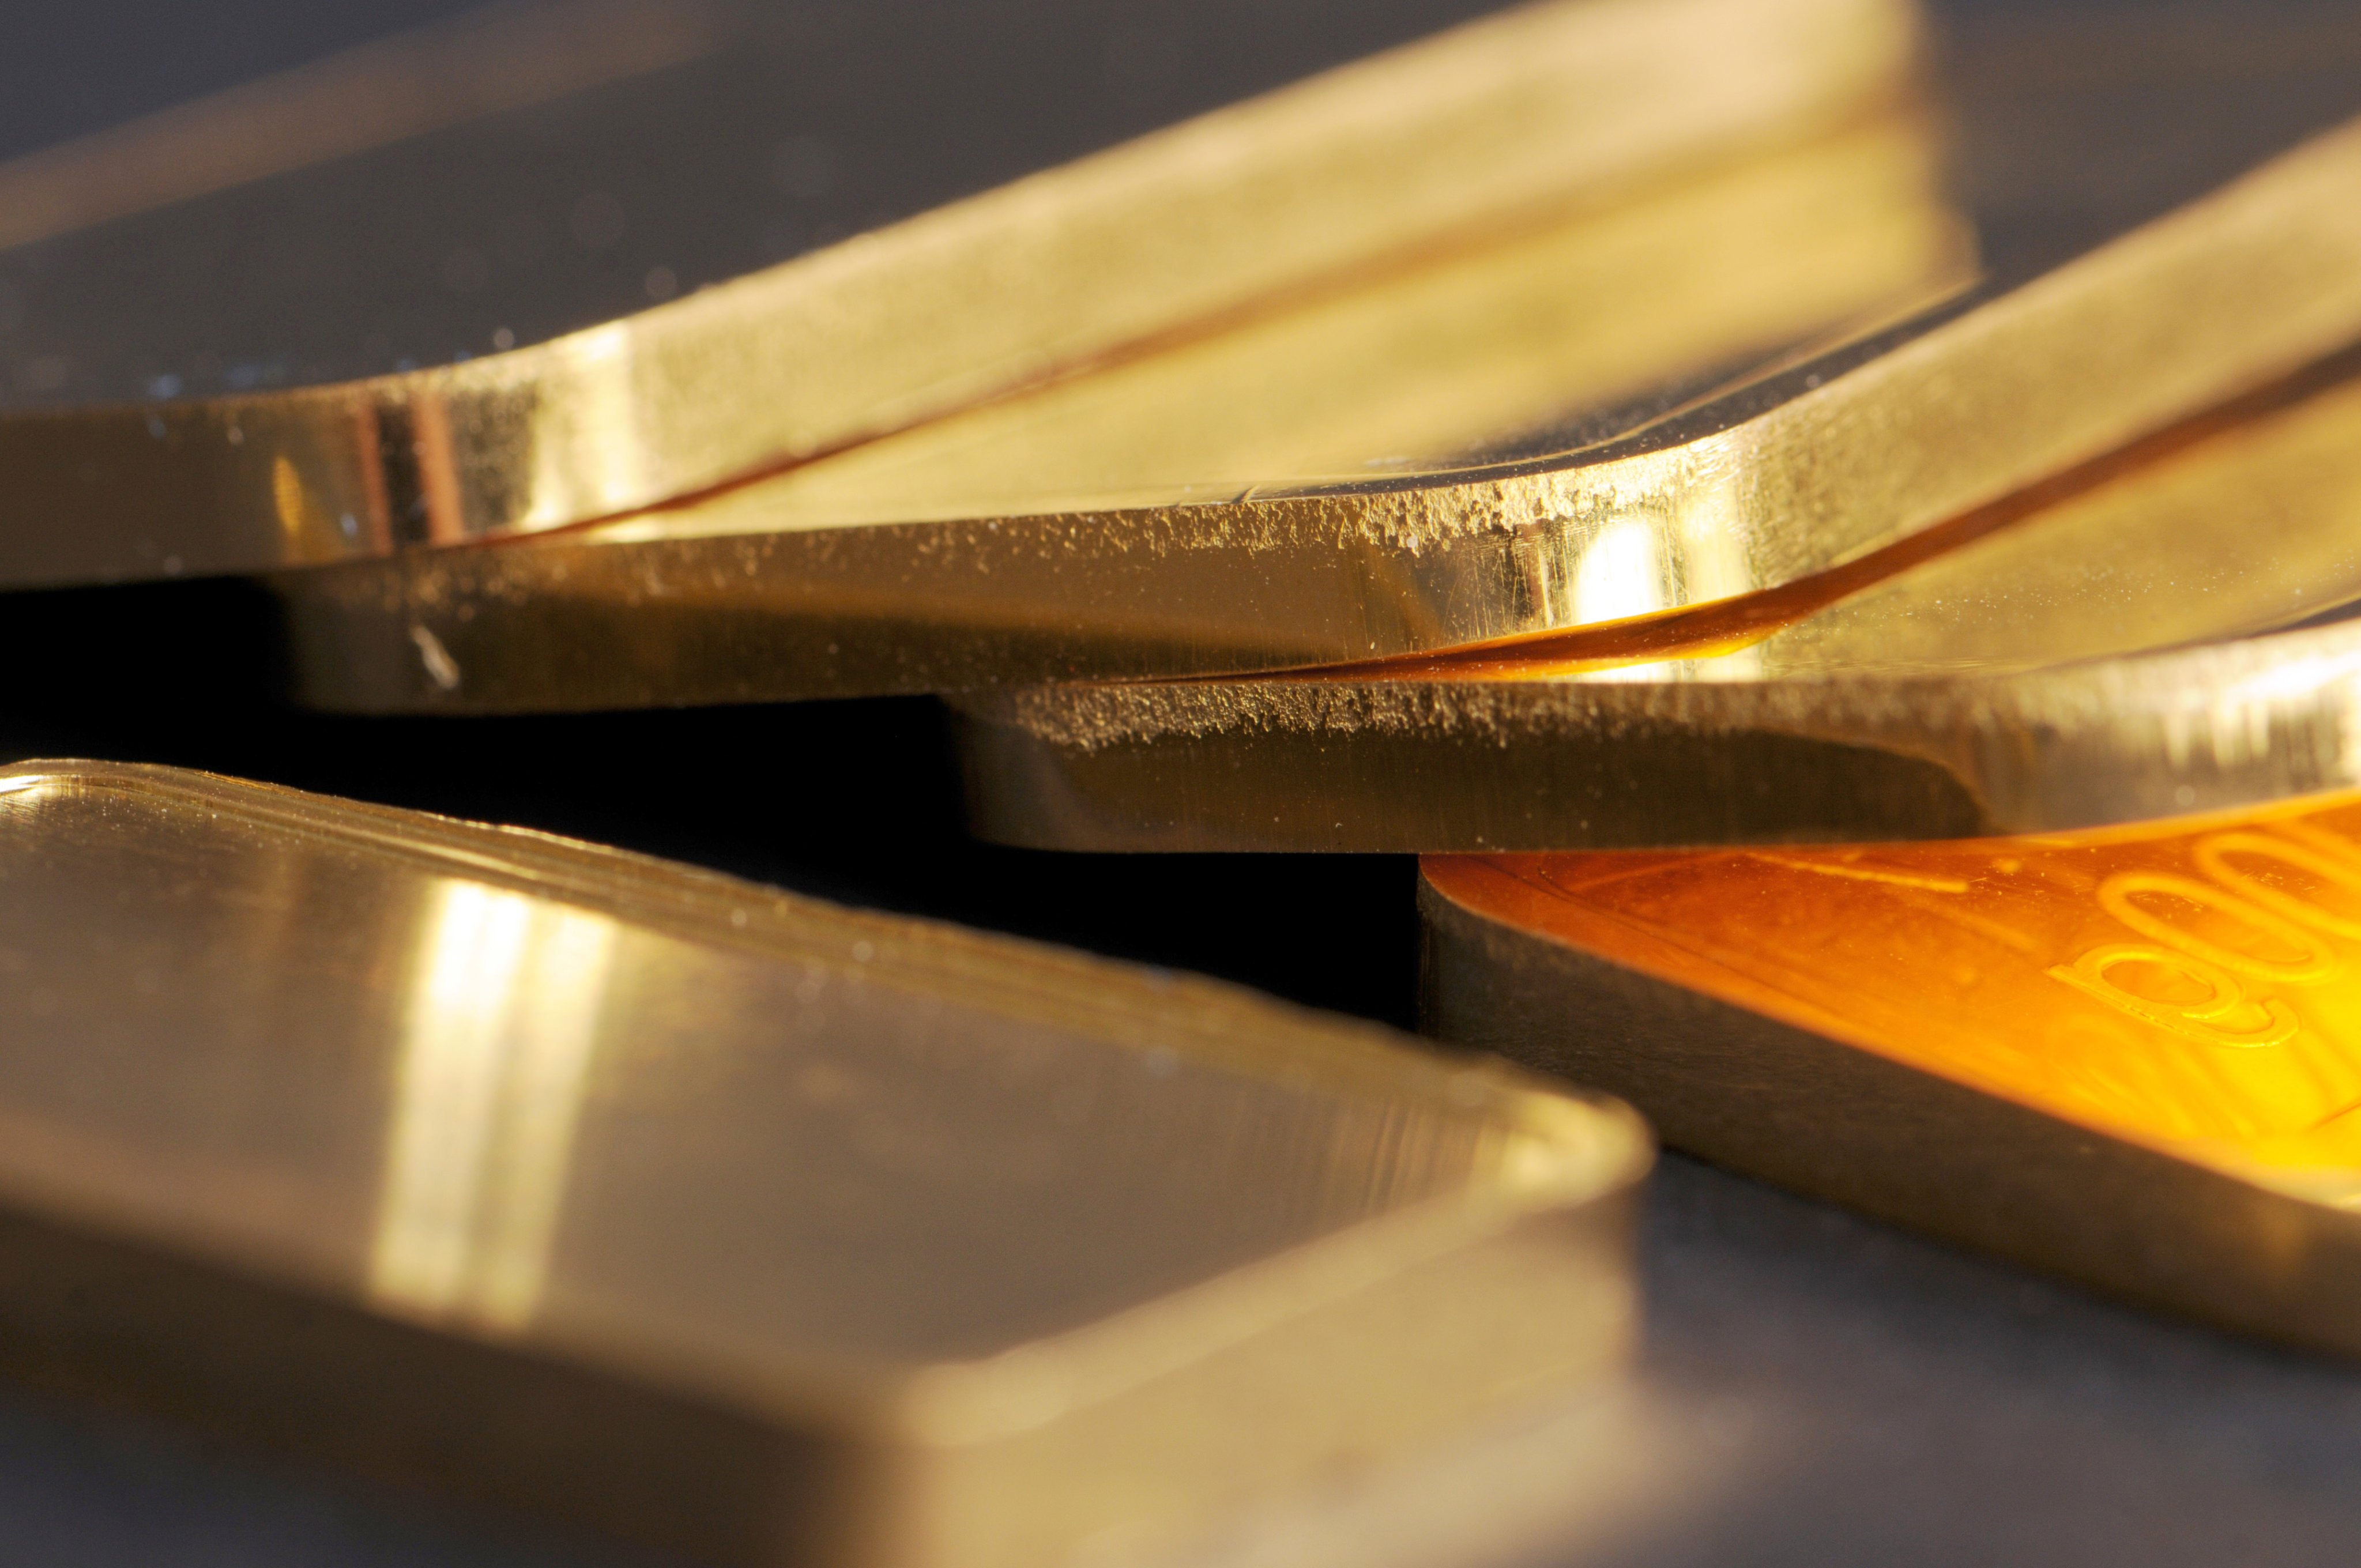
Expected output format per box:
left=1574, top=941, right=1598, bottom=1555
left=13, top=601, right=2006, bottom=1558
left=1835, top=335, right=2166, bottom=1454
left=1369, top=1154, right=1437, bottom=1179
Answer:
left=1431, top=795, right=2361, bottom=1192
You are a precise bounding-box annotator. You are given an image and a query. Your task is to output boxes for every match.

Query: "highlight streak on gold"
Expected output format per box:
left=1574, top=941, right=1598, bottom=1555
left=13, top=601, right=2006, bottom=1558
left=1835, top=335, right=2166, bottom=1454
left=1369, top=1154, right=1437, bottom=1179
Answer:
left=370, top=878, right=616, bottom=1332
left=1742, top=855, right=1972, bottom=894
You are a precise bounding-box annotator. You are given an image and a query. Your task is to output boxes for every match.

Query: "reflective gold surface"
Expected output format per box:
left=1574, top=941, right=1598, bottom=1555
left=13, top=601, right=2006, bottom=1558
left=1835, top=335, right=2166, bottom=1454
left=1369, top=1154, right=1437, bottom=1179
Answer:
left=1421, top=798, right=2361, bottom=1350
left=0, top=0, right=1912, bottom=587
left=954, top=353, right=2361, bottom=851
left=289, top=101, right=2361, bottom=713
left=0, top=760, right=1644, bottom=1566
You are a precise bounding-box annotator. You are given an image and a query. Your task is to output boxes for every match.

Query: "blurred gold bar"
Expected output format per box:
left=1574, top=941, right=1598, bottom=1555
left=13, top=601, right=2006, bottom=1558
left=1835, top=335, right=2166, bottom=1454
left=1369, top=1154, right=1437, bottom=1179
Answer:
left=0, top=0, right=1918, bottom=586
left=0, top=760, right=1645, bottom=1567
left=1421, top=798, right=2361, bottom=1351
left=954, top=344, right=2361, bottom=851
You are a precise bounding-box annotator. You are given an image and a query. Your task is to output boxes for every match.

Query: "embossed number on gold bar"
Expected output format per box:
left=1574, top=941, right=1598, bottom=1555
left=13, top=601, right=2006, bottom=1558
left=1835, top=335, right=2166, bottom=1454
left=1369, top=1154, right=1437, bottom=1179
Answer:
left=1421, top=798, right=2361, bottom=1352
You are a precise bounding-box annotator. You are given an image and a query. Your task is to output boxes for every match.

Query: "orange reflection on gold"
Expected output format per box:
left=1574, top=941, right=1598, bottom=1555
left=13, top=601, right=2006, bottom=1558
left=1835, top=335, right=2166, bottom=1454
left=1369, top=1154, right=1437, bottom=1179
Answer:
left=1431, top=793, right=2361, bottom=1194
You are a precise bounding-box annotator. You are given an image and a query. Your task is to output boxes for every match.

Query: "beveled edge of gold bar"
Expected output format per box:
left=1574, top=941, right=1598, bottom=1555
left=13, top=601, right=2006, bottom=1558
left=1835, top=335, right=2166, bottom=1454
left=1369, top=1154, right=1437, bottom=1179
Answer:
left=953, top=619, right=2361, bottom=853
left=1417, top=862, right=2361, bottom=1356
left=0, top=0, right=1913, bottom=589
left=0, top=759, right=1650, bottom=1568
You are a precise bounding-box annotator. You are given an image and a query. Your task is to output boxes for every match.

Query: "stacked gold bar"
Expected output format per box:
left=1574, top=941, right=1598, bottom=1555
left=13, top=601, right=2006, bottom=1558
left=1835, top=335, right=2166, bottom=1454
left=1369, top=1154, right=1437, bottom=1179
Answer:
left=6, top=0, right=2361, bottom=1561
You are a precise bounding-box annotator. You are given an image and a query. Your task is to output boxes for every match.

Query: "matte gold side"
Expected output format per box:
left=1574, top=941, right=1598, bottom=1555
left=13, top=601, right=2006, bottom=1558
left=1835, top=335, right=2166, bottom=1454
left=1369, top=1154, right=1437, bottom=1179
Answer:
left=0, top=760, right=1645, bottom=1567
left=0, top=0, right=1913, bottom=586
left=1419, top=811, right=2361, bottom=1352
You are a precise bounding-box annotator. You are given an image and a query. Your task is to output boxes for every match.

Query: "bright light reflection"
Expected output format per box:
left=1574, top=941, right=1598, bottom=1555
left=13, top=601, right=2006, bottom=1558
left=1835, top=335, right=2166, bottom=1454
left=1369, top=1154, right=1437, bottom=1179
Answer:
left=1573, top=518, right=1673, bottom=683
left=370, top=879, right=617, bottom=1330
left=528, top=321, right=647, bottom=526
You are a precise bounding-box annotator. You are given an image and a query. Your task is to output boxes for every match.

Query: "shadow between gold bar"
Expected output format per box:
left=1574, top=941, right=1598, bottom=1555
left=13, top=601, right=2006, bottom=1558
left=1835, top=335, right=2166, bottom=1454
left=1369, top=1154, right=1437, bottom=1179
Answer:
left=0, top=760, right=1644, bottom=1567
left=954, top=348, right=2361, bottom=851
left=0, top=0, right=1916, bottom=586
left=1419, top=802, right=2361, bottom=1352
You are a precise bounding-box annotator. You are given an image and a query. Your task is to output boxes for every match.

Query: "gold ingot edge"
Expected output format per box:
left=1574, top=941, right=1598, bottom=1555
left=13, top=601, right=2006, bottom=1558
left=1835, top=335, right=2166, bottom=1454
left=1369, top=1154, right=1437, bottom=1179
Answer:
left=277, top=105, right=1965, bottom=710
left=951, top=337, right=2361, bottom=850
left=952, top=617, right=2361, bottom=852
left=0, top=0, right=1915, bottom=587
left=278, top=102, right=2361, bottom=713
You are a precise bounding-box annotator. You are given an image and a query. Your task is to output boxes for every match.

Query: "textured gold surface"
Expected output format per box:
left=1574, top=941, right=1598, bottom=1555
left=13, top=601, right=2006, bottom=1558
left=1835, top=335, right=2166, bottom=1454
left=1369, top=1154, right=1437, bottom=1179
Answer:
left=288, top=104, right=2361, bottom=714
left=0, top=0, right=1911, bottom=587
left=0, top=760, right=1643, bottom=1566
left=1421, top=804, right=2361, bottom=1351
left=955, top=347, right=2361, bottom=851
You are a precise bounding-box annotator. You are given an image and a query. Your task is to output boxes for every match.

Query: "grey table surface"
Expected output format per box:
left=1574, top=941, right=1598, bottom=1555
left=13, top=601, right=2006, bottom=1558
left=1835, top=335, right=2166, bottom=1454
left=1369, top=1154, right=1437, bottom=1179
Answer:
left=2, top=1, right=2361, bottom=1564
left=7, top=1151, right=2360, bottom=1568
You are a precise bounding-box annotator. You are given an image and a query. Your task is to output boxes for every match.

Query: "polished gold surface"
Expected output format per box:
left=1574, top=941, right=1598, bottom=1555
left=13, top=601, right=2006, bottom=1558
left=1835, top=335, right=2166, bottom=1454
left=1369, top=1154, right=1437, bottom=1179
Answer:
left=0, top=760, right=1644, bottom=1567
left=284, top=108, right=1960, bottom=711
left=954, top=352, right=2361, bottom=851
left=1421, top=799, right=2361, bottom=1351
left=0, top=0, right=1911, bottom=587
left=288, top=101, right=2361, bottom=713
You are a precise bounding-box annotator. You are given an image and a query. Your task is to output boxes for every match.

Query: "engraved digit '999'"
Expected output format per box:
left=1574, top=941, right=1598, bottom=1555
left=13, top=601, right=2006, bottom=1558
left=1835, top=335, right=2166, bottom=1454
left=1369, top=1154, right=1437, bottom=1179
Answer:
left=2095, top=870, right=2339, bottom=984
left=2048, top=943, right=2298, bottom=1049
left=2046, top=823, right=2361, bottom=1047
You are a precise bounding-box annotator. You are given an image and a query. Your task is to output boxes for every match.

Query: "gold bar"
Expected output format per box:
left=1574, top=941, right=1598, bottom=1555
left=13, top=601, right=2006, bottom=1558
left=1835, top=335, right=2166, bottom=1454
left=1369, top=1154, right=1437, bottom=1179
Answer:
left=287, top=100, right=2361, bottom=712
left=953, top=352, right=2361, bottom=851
left=0, top=760, right=1645, bottom=1566
left=0, top=0, right=1916, bottom=586
left=1420, top=799, right=2361, bottom=1351
left=284, top=107, right=1961, bottom=710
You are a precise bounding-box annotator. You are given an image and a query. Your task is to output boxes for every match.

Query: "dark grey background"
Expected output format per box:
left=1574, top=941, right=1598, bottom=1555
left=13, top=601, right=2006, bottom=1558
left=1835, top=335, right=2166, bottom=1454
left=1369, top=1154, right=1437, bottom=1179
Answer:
left=1, top=2, right=2360, bottom=1565
left=0, top=0, right=1521, bottom=406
